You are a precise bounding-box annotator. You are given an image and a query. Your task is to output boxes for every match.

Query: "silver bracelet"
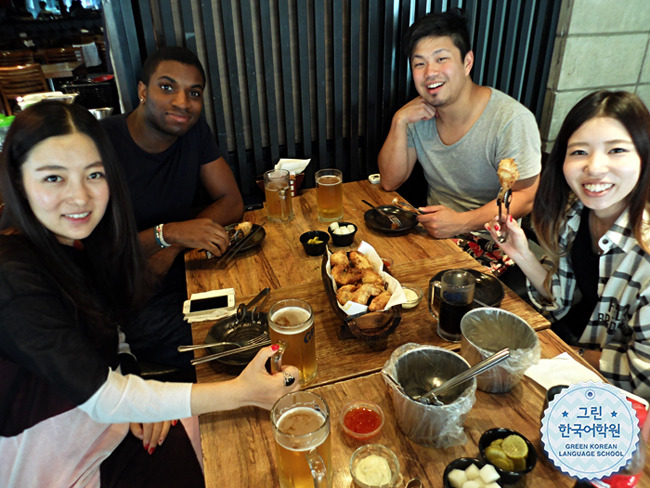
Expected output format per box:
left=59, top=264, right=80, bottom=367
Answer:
left=154, top=223, right=171, bottom=248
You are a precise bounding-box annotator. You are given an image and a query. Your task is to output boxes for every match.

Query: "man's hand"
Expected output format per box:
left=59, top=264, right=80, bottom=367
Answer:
left=417, top=205, right=469, bottom=238
left=394, top=96, right=437, bottom=125
left=163, top=218, right=230, bottom=257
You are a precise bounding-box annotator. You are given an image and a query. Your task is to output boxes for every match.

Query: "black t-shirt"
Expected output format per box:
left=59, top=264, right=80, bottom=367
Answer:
left=552, top=207, right=599, bottom=345
left=100, top=113, right=222, bottom=231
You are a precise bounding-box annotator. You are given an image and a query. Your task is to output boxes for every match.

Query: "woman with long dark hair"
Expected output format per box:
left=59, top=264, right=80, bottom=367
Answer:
left=0, top=101, right=299, bottom=487
left=486, top=90, right=650, bottom=401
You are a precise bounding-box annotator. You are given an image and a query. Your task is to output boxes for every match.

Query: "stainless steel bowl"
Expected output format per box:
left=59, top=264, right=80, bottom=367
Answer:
left=460, top=308, right=540, bottom=393
left=89, top=107, right=114, bottom=120
left=381, top=344, right=476, bottom=447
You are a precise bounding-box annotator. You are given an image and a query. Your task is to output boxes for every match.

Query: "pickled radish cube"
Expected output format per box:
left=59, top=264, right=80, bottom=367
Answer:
left=479, top=464, right=500, bottom=484
left=485, top=484, right=501, bottom=488
left=465, top=463, right=480, bottom=480
left=329, top=222, right=339, bottom=231
left=447, top=469, right=467, bottom=488
left=461, top=481, right=482, bottom=488
left=333, top=228, right=343, bottom=235
left=347, top=225, right=355, bottom=232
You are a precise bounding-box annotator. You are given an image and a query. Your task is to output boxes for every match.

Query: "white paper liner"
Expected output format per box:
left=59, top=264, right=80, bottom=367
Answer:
left=275, top=158, right=310, bottom=174
left=326, top=241, right=407, bottom=315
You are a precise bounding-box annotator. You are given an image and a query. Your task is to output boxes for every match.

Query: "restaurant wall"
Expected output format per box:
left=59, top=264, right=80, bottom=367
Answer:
left=103, top=0, right=561, bottom=203
left=541, top=0, right=650, bottom=151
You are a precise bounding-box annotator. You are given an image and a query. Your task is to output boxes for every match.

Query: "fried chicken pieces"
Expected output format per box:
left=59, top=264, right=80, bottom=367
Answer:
left=497, top=158, right=519, bottom=200
left=331, top=250, right=391, bottom=311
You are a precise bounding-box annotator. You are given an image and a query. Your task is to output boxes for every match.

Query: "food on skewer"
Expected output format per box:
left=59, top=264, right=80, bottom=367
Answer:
left=497, top=158, right=519, bottom=201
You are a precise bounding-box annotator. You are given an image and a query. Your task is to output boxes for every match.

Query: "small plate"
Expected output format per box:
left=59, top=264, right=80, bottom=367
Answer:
left=225, top=223, right=266, bottom=253
left=363, top=205, right=418, bottom=235
left=204, top=312, right=269, bottom=366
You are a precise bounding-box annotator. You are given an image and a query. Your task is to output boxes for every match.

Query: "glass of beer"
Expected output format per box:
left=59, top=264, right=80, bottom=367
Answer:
left=436, top=269, right=475, bottom=342
left=271, top=391, right=332, bottom=488
left=264, top=169, right=294, bottom=223
left=315, top=168, right=343, bottom=222
left=268, top=299, right=317, bottom=386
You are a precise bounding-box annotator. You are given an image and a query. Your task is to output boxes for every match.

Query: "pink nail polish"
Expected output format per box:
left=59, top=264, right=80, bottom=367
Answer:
left=171, top=420, right=178, bottom=427
left=271, top=344, right=279, bottom=351
left=509, top=215, right=514, bottom=222
left=144, top=443, right=149, bottom=451
left=149, top=446, right=155, bottom=455
left=494, top=224, right=500, bottom=231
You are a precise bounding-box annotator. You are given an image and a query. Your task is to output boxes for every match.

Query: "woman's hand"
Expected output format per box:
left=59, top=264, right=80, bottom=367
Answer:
left=232, top=345, right=301, bottom=410
left=129, top=420, right=176, bottom=455
left=484, top=215, right=531, bottom=262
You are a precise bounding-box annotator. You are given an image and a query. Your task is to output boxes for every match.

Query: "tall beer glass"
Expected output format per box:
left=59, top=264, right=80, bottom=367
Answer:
left=264, top=169, right=294, bottom=222
left=315, top=168, right=343, bottom=222
left=271, top=391, right=332, bottom=488
left=268, top=299, right=317, bottom=386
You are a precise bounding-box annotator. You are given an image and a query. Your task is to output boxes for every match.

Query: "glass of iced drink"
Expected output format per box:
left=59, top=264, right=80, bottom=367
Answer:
left=264, top=169, right=294, bottom=222
left=268, top=299, right=317, bottom=386
left=315, top=168, right=343, bottom=222
left=271, top=391, right=332, bottom=488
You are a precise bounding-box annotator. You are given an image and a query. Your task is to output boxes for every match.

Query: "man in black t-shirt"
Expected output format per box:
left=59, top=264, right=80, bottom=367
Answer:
left=102, top=47, right=243, bottom=373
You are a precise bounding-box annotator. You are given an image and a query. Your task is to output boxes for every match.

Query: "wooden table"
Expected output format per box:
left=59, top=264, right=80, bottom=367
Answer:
left=197, top=329, right=650, bottom=487
left=41, top=61, right=84, bottom=89
left=187, top=180, right=549, bottom=387
left=185, top=181, right=649, bottom=487
left=185, top=180, right=464, bottom=298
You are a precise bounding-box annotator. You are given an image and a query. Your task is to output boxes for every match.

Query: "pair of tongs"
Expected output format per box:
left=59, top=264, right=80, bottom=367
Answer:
left=496, top=188, right=512, bottom=243
left=214, top=223, right=265, bottom=269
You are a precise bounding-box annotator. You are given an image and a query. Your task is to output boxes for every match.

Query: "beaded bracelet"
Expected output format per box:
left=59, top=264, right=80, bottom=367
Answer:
left=154, top=223, right=171, bottom=248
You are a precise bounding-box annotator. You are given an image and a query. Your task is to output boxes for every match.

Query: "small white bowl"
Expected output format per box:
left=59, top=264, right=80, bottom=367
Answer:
left=350, top=444, right=400, bottom=488
left=401, top=284, right=423, bottom=309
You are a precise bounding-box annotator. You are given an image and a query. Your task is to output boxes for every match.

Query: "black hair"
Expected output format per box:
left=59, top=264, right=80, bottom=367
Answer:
left=534, top=90, right=650, bottom=289
left=140, top=46, right=206, bottom=88
left=0, top=101, right=150, bottom=356
left=403, top=8, right=472, bottom=61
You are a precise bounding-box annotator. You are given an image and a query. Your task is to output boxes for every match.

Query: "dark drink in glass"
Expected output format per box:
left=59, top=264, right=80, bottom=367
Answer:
left=438, top=300, right=471, bottom=341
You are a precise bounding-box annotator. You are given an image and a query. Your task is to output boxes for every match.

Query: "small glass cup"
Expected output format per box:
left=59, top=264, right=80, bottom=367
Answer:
left=436, top=269, right=475, bottom=342
left=264, top=169, right=294, bottom=223
left=316, top=168, right=343, bottom=222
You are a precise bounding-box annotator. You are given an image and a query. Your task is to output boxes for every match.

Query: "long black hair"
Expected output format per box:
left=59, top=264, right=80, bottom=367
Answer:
left=533, top=90, right=650, bottom=290
left=0, top=101, right=149, bottom=353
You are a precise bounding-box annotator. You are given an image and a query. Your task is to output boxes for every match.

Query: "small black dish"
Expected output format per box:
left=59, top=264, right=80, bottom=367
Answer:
left=478, top=428, right=537, bottom=485
left=300, top=230, right=330, bottom=256
left=204, top=312, right=269, bottom=367
left=430, top=268, right=504, bottom=310
left=328, top=221, right=357, bottom=246
left=443, top=457, right=502, bottom=488
left=224, top=223, right=266, bottom=252
left=363, top=205, right=418, bottom=235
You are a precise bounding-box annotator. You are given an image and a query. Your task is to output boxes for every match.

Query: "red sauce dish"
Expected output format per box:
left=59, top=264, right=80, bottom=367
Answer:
left=340, top=401, right=385, bottom=441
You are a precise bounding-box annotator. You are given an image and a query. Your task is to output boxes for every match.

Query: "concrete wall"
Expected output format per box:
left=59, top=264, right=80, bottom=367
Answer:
left=541, top=0, right=650, bottom=151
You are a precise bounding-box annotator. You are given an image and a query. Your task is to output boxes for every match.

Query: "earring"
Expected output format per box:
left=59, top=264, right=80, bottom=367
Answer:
left=140, top=98, right=144, bottom=103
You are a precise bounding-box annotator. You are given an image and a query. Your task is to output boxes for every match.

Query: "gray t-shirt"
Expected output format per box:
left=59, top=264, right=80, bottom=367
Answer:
left=407, top=88, right=541, bottom=213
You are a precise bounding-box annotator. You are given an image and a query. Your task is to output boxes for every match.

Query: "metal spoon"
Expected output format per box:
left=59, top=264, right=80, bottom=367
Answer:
left=414, top=348, right=510, bottom=405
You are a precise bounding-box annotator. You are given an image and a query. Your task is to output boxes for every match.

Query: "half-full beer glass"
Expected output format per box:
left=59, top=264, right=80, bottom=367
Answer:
left=268, top=299, right=317, bottom=386
left=271, top=391, right=332, bottom=488
left=264, top=169, right=294, bottom=222
left=315, top=168, right=343, bottom=222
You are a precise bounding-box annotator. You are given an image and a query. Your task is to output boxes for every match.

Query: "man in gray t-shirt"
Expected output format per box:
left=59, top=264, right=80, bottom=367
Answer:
left=378, top=10, right=541, bottom=240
